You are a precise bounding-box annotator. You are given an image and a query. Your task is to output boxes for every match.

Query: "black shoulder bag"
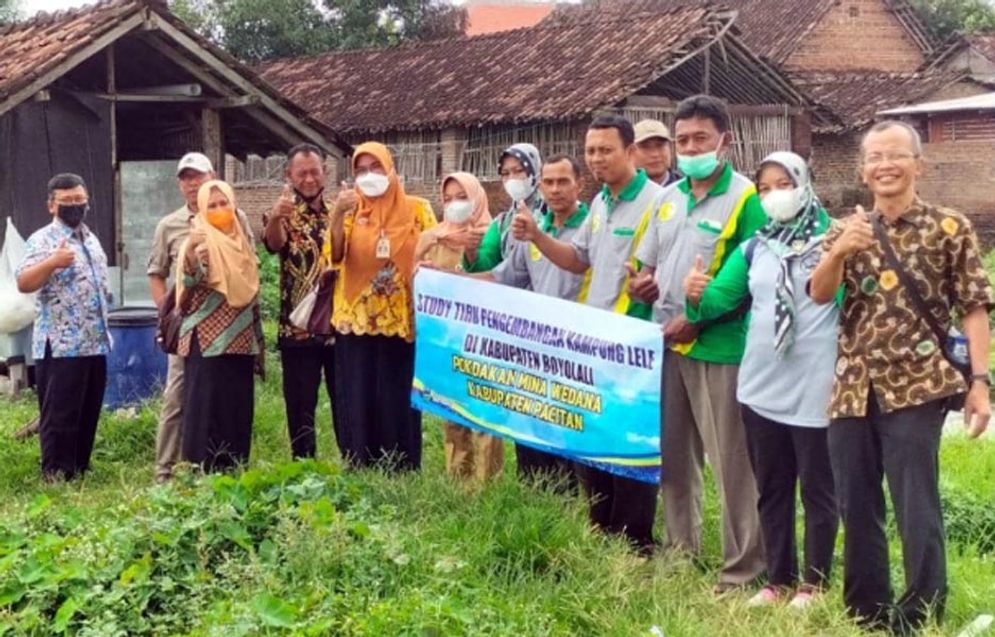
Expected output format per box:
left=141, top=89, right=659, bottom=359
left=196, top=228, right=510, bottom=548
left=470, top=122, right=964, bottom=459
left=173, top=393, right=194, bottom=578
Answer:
left=870, top=214, right=970, bottom=410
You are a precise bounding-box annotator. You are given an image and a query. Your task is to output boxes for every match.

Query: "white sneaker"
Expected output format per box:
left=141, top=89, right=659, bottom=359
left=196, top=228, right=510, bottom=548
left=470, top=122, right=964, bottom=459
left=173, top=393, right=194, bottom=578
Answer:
left=787, top=588, right=818, bottom=611
left=746, top=586, right=782, bottom=608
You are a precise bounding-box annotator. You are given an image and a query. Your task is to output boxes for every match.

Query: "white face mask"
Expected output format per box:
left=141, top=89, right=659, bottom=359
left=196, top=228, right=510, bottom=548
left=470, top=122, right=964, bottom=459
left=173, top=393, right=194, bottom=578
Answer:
left=444, top=200, right=474, bottom=224
left=503, top=178, right=532, bottom=202
left=355, top=172, right=390, bottom=198
left=761, top=187, right=803, bottom=223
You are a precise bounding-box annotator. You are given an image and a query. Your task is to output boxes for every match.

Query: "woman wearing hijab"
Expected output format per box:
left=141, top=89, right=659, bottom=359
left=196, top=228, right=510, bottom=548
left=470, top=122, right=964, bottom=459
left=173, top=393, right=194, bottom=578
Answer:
left=415, top=171, right=504, bottom=480
left=464, top=143, right=543, bottom=273
left=327, top=142, right=436, bottom=471
left=683, top=152, right=839, bottom=610
left=176, top=180, right=263, bottom=473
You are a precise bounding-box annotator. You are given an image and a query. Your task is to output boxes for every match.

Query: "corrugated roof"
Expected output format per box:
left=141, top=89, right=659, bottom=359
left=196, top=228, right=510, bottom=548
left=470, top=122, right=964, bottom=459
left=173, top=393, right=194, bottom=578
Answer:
left=879, top=91, right=995, bottom=115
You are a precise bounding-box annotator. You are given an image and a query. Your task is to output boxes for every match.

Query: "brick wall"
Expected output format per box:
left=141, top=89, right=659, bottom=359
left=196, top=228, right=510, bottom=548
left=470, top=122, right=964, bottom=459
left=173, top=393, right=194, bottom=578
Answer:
left=810, top=131, right=869, bottom=215
left=786, top=0, right=925, bottom=72
left=918, top=140, right=995, bottom=245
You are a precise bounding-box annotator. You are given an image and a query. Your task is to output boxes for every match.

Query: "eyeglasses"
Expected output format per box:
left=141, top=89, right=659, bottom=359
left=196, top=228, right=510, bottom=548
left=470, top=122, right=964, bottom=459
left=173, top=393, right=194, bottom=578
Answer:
left=863, top=151, right=919, bottom=166
left=53, top=197, right=88, bottom=205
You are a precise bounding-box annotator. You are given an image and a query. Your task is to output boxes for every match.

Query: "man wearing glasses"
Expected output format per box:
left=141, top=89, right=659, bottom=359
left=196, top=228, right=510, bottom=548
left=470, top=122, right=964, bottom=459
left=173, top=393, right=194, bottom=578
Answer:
left=16, top=173, right=112, bottom=482
left=810, top=121, right=993, bottom=632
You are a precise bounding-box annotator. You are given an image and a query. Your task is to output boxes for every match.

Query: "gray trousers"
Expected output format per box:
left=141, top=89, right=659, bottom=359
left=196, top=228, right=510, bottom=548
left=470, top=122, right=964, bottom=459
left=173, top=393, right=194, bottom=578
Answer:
left=661, top=354, right=765, bottom=585
left=155, top=354, right=184, bottom=480
left=828, top=396, right=947, bottom=632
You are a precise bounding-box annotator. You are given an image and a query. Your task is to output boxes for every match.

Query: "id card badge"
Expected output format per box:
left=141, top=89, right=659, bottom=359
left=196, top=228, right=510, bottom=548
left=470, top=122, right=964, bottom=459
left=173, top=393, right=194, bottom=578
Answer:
left=375, top=234, right=391, bottom=259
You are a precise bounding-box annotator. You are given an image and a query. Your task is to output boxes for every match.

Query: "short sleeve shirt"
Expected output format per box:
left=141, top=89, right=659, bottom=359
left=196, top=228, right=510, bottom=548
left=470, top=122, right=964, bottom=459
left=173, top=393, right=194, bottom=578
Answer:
left=571, top=170, right=664, bottom=316
left=492, top=203, right=590, bottom=300
left=262, top=197, right=331, bottom=347
left=824, top=199, right=994, bottom=418
left=17, top=221, right=111, bottom=359
left=635, top=162, right=768, bottom=364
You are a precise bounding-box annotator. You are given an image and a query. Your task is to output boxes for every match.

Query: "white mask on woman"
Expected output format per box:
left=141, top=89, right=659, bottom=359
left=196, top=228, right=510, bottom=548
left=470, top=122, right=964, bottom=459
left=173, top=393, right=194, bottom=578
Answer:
left=356, top=172, right=390, bottom=198
left=503, top=178, right=532, bottom=202
left=761, top=187, right=804, bottom=223
left=444, top=201, right=474, bottom=225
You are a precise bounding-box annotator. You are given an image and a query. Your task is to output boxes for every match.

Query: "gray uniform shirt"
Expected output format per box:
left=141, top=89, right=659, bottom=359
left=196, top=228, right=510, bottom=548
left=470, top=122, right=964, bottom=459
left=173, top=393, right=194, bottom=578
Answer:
left=571, top=173, right=665, bottom=312
left=738, top=238, right=839, bottom=427
left=492, top=205, right=588, bottom=300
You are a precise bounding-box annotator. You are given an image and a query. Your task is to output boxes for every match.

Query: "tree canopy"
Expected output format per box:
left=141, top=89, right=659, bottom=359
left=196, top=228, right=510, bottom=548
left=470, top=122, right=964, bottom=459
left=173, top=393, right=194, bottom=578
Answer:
left=169, top=0, right=467, bottom=64
left=909, top=0, right=995, bottom=38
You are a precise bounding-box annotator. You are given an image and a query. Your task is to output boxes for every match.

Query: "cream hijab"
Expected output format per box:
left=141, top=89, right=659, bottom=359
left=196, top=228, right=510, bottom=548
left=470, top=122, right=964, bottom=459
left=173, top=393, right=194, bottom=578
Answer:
left=176, top=180, right=259, bottom=309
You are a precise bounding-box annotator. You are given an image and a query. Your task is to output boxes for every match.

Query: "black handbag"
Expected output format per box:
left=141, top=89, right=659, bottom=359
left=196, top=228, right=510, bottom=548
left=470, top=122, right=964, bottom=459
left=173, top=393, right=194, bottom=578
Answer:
left=871, top=214, right=970, bottom=410
left=307, top=269, right=336, bottom=337
left=155, top=285, right=185, bottom=355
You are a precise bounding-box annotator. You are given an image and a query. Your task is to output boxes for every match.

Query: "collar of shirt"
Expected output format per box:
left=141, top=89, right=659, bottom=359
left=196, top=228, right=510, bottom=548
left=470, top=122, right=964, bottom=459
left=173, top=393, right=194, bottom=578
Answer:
left=294, top=195, right=328, bottom=216
left=600, top=169, right=648, bottom=214
left=540, top=201, right=589, bottom=237
left=50, top=218, right=90, bottom=241
left=877, top=198, right=929, bottom=228
left=676, top=161, right=734, bottom=210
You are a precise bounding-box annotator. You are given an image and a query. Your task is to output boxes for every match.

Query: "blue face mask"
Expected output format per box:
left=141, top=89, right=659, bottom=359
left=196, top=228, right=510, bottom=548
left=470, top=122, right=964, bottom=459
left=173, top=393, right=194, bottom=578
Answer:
left=676, top=151, right=720, bottom=180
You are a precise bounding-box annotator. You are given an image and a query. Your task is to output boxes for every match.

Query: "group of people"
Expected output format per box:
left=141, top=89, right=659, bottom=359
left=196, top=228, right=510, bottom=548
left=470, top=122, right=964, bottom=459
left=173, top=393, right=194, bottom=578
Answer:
left=14, top=93, right=993, bottom=635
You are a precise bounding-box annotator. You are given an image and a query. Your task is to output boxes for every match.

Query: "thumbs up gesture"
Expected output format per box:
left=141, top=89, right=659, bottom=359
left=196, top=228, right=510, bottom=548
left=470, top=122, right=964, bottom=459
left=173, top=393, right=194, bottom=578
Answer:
left=683, top=254, right=712, bottom=305
left=333, top=180, right=358, bottom=218
left=271, top=183, right=295, bottom=222
left=510, top=201, right=538, bottom=242
left=49, top=239, right=75, bottom=270
left=833, top=204, right=876, bottom=259
left=626, top=262, right=659, bottom=304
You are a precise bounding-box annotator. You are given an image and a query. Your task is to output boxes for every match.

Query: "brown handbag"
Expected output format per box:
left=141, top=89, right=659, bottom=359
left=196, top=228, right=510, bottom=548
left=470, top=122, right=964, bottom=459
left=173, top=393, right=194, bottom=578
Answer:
left=156, top=285, right=187, bottom=355
left=307, top=269, right=336, bottom=337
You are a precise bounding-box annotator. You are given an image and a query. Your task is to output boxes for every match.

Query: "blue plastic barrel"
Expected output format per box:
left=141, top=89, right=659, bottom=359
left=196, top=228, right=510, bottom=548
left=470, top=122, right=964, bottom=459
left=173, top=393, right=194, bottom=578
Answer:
left=104, top=307, right=168, bottom=409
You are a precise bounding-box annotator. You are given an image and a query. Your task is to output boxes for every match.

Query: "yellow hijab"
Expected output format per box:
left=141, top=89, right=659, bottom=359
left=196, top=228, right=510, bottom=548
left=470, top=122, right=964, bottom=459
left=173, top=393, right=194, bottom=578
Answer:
left=176, top=180, right=259, bottom=309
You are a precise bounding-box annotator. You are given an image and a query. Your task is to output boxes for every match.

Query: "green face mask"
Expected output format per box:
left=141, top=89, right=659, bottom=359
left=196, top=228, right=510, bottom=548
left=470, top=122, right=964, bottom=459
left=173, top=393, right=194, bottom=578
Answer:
left=677, top=151, right=720, bottom=180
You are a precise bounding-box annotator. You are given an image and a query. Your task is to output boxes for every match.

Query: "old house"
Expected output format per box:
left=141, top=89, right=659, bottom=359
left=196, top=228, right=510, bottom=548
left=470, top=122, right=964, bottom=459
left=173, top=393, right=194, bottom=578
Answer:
left=0, top=0, right=349, bottom=304
left=257, top=4, right=818, bottom=210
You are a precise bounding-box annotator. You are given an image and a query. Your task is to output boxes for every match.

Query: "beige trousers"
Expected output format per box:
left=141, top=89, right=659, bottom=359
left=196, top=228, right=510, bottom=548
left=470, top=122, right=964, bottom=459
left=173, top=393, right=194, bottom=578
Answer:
left=155, top=354, right=184, bottom=480
left=443, top=422, right=504, bottom=481
left=661, top=353, right=765, bottom=585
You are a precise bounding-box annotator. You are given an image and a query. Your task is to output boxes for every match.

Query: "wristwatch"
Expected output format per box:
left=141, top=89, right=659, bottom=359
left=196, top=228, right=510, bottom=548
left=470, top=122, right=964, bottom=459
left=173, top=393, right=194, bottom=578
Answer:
left=969, top=372, right=992, bottom=387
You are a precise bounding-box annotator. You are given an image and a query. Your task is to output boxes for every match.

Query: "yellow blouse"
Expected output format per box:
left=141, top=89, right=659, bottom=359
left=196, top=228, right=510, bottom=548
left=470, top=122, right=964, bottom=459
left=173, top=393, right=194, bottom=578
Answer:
left=329, top=199, right=436, bottom=341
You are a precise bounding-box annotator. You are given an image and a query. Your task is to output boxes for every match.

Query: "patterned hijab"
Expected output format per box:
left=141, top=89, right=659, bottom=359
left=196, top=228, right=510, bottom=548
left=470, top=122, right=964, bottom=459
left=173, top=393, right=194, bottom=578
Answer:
left=497, top=143, right=544, bottom=257
left=754, top=152, right=824, bottom=357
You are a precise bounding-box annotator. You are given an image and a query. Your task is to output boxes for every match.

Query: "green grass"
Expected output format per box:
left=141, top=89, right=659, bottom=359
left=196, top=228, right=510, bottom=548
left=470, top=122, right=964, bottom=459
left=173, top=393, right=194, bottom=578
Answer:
left=0, top=352, right=993, bottom=635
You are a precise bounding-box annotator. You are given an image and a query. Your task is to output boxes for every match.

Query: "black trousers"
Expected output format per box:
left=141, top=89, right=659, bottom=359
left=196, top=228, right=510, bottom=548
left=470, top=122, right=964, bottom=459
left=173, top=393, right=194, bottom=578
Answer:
left=828, top=396, right=947, bottom=632
left=182, top=335, right=255, bottom=473
left=576, top=464, right=658, bottom=553
left=515, top=444, right=578, bottom=493
left=280, top=344, right=336, bottom=459
left=333, top=333, right=421, bottom=472
left=35, top=345, right=106, bottom=480
left=742, top=406, right=838, bottom=589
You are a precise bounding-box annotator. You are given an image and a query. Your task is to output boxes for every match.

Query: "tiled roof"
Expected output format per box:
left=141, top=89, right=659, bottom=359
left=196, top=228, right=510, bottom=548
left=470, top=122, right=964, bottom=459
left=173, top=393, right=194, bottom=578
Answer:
left=545, top=0, right=939, bottom=65
left=465, top=3, right=553, bottom=36
left=965, top=33, right=995, bottom=64
left=0, top=0, right=350, bottom=153
left=260, top=5, right=809, bottom=134
left=792, top=70, right=963, bottom=131
left=0, top=0, right=140, bottom=105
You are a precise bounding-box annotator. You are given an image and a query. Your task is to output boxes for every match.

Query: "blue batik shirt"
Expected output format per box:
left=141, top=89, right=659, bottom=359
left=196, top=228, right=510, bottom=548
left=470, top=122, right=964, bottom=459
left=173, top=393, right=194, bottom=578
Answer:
left=16, top=219, right=112, bottom=359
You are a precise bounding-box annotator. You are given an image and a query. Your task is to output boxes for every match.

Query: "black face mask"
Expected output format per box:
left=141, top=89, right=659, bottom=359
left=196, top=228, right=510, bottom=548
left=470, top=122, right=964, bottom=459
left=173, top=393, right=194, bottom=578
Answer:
left=57, top=203, right=88, bottom=229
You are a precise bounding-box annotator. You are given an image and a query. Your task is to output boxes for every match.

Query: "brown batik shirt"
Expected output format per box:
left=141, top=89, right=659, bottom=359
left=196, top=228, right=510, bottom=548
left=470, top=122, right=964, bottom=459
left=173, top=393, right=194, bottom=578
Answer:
left=263, top=195, right=331, bottom=348
left=823, top=198, right=994, bottom=419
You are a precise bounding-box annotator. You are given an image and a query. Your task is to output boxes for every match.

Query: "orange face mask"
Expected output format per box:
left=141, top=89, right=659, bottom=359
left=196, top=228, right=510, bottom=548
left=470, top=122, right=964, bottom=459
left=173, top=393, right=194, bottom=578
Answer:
left=206, top=207, right=235, bottom=230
